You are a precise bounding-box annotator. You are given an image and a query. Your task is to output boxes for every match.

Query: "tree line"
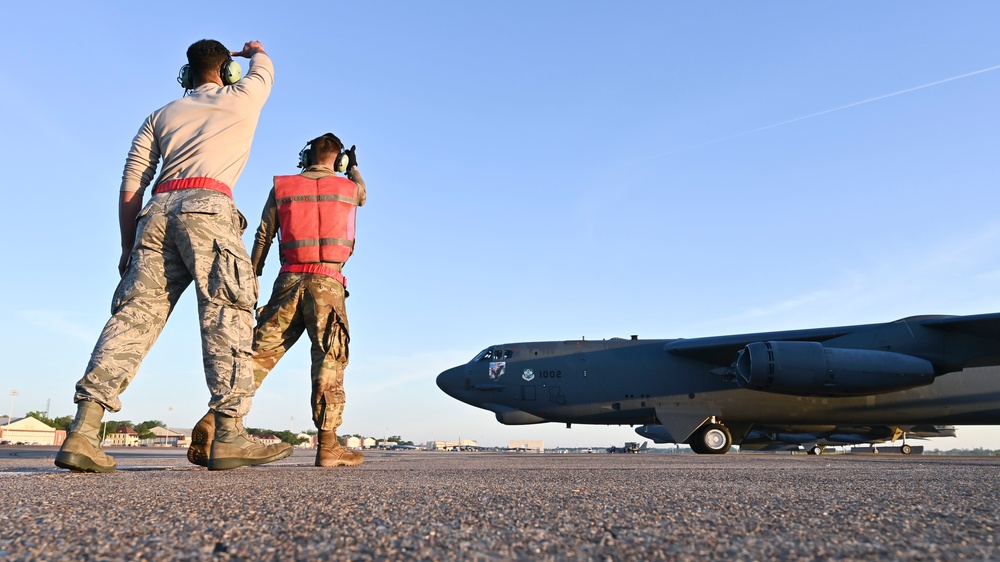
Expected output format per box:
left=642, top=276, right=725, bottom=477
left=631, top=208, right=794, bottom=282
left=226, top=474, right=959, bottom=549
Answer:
left=27, top=411, right=166, bottom=441
left=25, top=412, right=414, bottom=446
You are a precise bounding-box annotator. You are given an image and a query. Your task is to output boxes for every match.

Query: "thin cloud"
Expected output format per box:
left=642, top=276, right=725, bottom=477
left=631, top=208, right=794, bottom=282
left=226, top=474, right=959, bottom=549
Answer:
left=692, top=222, right=1000, bottom=334
left=649, top=63, right=1000, bottom=160
left=16, top=310, right=96, bottom=343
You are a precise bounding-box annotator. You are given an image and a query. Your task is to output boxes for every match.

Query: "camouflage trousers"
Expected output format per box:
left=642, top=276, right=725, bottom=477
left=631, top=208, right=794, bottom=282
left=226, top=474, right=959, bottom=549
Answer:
left=252, top=271, right=350, bottom=431
left=75, top=190, right=258, bottom=417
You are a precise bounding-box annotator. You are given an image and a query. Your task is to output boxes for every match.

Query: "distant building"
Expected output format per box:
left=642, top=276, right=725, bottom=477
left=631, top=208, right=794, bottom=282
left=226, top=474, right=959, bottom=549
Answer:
left=106, top=426, right=140, bottom=447
left=0, top=416, right=63, bottom=446
left=144, top=426, right=190, bottom=447
left=171, top=427, right=192, bottom=446
left=509, top=440, right=544, bottom=453
left=296, top=433, right=315, bottom=448
left=425, top=439, right=479, bottom=451
left=344, top=436, right=378, bottom=449
left=255, top=434, right=282, bottom=446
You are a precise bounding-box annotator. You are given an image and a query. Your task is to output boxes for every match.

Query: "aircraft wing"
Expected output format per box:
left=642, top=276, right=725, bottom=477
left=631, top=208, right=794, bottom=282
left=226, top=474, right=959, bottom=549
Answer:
left=664, top=313, right=1000, bottom=369
left=639, top=422, right=957, bottom=450
left=922, top=312, right=1000, bottom=339
left=740, top=424, right=957, bottom=449
left=736, top=442, right=801, bottom=452
left=662, top=324, right=870, bottom=367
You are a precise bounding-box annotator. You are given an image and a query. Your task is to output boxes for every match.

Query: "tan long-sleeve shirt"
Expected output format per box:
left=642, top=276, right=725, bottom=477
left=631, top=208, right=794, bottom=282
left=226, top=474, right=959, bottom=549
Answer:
left=120, top=53, right=275, bottom=197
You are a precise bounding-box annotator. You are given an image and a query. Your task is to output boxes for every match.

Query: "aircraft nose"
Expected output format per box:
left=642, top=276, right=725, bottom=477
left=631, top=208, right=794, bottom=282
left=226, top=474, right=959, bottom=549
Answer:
left=436, top=365, right=466, bottom=400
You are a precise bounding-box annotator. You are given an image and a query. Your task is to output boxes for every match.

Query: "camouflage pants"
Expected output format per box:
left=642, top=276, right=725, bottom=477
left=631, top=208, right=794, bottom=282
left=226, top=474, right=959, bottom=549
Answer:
left=75, top=190, right=258, bottom=417
left=252, top=272, right=349, bottom=431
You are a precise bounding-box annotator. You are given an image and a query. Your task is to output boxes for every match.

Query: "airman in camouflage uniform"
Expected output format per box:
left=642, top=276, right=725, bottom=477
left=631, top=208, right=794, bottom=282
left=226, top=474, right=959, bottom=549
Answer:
left=187, top=133, right=366, bottom=468
left=78, top=190, right=258, bottom=415
left=253, top=267, right=352, bottom=434
left=55, top=39, right=292, bottom=473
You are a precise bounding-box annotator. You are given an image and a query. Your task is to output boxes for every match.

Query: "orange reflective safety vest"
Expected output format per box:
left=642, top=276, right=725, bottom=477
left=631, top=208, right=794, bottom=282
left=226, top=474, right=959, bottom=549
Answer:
left=274, top=174, right=360, bottom=267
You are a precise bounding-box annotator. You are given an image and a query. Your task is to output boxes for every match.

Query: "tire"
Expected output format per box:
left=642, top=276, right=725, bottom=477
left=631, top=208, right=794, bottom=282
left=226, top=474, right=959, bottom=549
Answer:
left=808, top=445, right=822, bottom=455
left=691, top=423, right=732, bottom=455
left=900, top=444, right=912, bottom=455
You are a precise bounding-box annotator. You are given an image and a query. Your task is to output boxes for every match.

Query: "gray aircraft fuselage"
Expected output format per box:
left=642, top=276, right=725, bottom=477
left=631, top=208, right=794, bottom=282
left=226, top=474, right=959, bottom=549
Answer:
left=435, top=313, right=1000, bottom=453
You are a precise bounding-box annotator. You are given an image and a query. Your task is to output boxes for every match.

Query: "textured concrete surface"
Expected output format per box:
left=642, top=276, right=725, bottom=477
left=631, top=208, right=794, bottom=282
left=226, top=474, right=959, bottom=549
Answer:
left=0, top=447, right=998, bottom=561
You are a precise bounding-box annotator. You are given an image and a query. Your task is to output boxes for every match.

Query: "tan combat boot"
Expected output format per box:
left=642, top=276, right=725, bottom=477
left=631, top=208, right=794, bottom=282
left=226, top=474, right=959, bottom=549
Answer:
left=54, top=400, right=116, bottom=473
left=208, top=412, right=293, bottom=471
left=186, top=410, right=214, bottom=467
left=316, top=430, right=364, bottom=467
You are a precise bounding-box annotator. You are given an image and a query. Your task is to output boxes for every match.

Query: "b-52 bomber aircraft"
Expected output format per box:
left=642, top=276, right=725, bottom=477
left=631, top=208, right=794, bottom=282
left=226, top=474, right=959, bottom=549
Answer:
left=436, top=312, right=1000, bottom=454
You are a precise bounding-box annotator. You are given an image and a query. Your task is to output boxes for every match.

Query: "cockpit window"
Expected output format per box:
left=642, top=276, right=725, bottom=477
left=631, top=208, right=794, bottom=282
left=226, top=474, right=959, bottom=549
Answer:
left=473, top=348, right=514, bottom=361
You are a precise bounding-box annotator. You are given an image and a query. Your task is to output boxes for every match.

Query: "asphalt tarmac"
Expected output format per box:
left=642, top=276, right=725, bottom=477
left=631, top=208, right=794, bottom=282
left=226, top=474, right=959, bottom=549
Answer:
left=0, top=446, right=998, bottom=561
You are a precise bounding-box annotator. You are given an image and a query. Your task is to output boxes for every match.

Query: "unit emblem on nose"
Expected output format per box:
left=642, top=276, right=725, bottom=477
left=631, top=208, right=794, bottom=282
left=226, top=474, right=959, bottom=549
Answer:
left=522, top=368, right=535, bottom=381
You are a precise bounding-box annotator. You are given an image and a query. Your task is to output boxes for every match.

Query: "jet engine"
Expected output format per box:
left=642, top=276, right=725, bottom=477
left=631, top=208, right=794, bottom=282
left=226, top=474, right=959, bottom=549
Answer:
left=735, top=341, right=935, bottom=396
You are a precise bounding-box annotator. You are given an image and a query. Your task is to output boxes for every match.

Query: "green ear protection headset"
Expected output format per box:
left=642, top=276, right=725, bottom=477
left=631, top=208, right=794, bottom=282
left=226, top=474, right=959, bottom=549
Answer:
left=298, top=133, right=350, bottom=173
left=177, top=58, right=242, bottom=89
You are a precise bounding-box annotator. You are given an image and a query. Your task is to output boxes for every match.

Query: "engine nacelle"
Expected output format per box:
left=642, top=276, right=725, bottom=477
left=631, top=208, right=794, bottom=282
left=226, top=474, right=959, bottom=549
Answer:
left=735, top=341, right=935, bottom=396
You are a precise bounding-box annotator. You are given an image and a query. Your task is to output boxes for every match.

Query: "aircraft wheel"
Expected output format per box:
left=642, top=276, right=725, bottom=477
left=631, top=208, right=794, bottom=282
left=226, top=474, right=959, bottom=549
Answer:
left=808, top=445, right=822, bottom=455
left=900, top=444, right=912, bottom=455
left=692, top=423, right=732, bottom=455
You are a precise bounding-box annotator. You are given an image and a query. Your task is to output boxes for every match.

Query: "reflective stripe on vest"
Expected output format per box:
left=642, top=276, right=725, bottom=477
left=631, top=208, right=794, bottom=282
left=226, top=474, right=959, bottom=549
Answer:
left=153, top=177, right=233, bottom=199
left=274, top=174, right=359, bottom=265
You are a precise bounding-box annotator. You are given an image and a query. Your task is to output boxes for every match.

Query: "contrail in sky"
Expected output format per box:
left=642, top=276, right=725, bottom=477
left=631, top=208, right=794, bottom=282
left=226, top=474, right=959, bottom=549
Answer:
left=660, top=63, right=1000, bottom=156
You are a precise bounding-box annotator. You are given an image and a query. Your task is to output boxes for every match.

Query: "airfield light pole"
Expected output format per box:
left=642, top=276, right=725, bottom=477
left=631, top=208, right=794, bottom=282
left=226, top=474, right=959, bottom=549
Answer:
left=6, top=390, right=18, bottom=430
left=166, top=406, right=173, bottom=446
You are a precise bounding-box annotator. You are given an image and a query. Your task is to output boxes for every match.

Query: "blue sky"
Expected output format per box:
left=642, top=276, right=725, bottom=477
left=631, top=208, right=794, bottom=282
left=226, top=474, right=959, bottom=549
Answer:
left=3, top=3, right=1000, bottom=450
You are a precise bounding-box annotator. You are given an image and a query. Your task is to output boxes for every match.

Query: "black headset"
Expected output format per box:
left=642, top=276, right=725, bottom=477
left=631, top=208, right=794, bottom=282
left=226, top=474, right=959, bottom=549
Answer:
left=298, top=133, right=349, bottom=172
left=177, top=58, right=242, bottom=89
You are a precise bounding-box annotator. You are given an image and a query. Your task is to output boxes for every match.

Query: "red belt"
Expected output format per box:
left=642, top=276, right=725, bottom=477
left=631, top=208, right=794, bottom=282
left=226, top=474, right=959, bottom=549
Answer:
left=280, top=263, right=347, bottom=287
left=153, top=177, right=233, bottom=199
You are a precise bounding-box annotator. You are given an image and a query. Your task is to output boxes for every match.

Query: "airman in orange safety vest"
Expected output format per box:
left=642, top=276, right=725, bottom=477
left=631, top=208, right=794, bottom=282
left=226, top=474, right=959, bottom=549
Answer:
left=187, top=132, right=367, bottom=468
